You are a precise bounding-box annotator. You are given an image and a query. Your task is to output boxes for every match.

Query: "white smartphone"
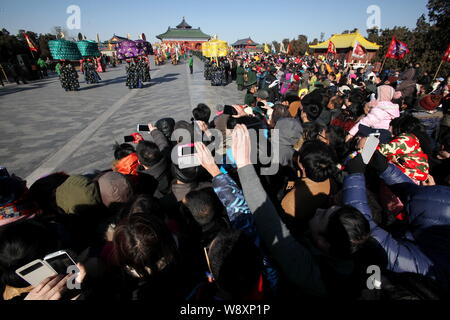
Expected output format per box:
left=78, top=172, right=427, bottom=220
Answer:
left=15, top=259, right=57, bottom=287
left=177, top=143, right=200, bottom=169
left=361, top=133, right=381, bottom=164
left=44, top=250, right=79, bottom=275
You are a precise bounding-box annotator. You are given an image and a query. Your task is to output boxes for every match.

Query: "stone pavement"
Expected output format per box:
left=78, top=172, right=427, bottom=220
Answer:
left=0, top=57, right=246, bottom=186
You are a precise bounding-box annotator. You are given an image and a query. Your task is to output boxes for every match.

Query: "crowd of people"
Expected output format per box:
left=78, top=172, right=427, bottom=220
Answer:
left=124, top=56, right=152, bottom=89
left=1, top=49, right=450, bottom=302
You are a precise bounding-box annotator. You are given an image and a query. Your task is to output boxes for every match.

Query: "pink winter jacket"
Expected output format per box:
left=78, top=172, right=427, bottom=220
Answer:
left=349, top=85, right=400, bottom=136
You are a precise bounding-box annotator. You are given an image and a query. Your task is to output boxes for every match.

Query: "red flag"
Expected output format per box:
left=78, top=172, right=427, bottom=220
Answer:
left=23, top=33, right=38, bottom=52
left=386, top=37, right=409, bottom=59
left=352, top=41, right=366, bottom=59
left=443, top=44, right=450, bottom=62
left=327, top=41, right=336, bottom=54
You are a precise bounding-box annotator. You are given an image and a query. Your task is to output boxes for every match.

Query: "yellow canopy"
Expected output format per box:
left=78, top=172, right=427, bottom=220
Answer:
left=309, top=31, right=381, bottom=51
left=203, top=39, right=228, bottom=57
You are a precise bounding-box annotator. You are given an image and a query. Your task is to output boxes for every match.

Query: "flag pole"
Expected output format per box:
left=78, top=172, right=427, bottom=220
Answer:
left=379, top=55, right=387, bottom=74
left=0, top=65, right=9, bottom=83
left=433, top=59, right=444, bottom=81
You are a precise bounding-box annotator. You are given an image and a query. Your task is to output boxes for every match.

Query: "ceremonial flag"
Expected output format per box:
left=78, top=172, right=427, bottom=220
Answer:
left=279, top=42, right=286, bottom=54
left=271, top=43, right=276, bottom=54
left=443, top=44, right=450, bottom=62
left=386, top=37, right=409, bottom=59
left=96, top=33, right=100, bottom=43
left=264, top=43, right=270, bottom=54
left=352, top=40, right=366, bottom=59
left=23, top=33, right=38, bottom=52
left=327, top=41, right=336, bottom=54
left=287, top=42, right=293, bottom=56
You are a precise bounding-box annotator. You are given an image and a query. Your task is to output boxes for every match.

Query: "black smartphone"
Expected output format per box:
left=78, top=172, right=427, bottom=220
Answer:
left=223, top=105, right=238, bottom=116
left=124, top=136, right=134, bottom=143
left=137, top=125, right=150, bottom=132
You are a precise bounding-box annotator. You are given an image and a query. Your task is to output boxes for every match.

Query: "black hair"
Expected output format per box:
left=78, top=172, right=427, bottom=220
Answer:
left=192, top=103, right=211, bottom=123
left=328, top=96, right=343, bottom=111
left=112, top=213, right=178, bottom=278
left=298, top=140, right=337, bottom=182
left=0, top=220, right=58, bottom=288
left=171, top=164, right=199, bottom=184
left=208, top=229, right=263, bottom=297
left=325, top=126, right=349, bottom=161
left=325, top=206, right=370, bottom=258
left=113, top=143, right=135, bottom=161
left=302, top=104, right=322, bottom=122
left=155, top=118, right=176, bottom=140
left=183, top=188, right=222, bottom=227
left=271, top=104, right=291, bottom=127
left=302, top=121, right=325, bottom=142
left=136, top=141, right=163, bottom=168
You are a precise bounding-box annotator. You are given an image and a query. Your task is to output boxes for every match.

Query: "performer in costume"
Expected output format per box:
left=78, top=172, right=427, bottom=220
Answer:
left=59, top=61, right=80, bottom=91
left=83, top=58, right=101, bottom=84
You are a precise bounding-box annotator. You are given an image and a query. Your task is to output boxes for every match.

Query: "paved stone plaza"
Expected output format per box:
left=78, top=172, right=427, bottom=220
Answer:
left=0, top=57, right=245, bottom=186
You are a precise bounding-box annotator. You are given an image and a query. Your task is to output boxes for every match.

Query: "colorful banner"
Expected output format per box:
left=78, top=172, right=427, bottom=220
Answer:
left=386, top=37, right=410, bottom=59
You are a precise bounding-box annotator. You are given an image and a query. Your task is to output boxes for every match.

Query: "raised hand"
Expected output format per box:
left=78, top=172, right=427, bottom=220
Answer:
left=231, top=124, right=252, bottom=169
left=194, top=142, right=221, bottom=177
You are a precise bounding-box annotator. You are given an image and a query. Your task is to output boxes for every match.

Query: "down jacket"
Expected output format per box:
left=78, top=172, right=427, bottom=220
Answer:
left=343, top=164, right=450, bottom=290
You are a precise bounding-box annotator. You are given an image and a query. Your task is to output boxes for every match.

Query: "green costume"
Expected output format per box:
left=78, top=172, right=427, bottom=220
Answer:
left=37, top=58, right=47, bottom=69
left=236, top=66, right=245, bottom=91
left=55, top=63, right=62, bottom=75
left=244, top=92, right=256, bottom=107
left=244, top=68, right=257, bottom=88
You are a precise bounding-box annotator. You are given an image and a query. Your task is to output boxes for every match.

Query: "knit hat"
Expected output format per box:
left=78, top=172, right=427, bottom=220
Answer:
left=98, top=172, right=133, bottom=208
left=56, top=175, right=102, bottom=214
left=419, top=94, right=442, bottom=111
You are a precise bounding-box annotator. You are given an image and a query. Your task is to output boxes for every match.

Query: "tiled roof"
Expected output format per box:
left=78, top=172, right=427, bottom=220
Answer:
left=310, top=31, right=381, bottom=50
left=231, top=38, right=259, bottom=46
left=176, top=17, right=192, bottom=29
left=156, top=28, right=211, bottom=40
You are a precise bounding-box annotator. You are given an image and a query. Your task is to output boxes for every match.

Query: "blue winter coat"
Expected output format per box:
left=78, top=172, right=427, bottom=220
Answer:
left=343, top=164, right=450, bottom=289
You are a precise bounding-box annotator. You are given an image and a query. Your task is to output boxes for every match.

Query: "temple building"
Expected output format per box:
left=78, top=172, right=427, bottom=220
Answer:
left=156, top=17, right=211, bottom=50
left=231, top=37, right=259, bottom=51
left=309, top=30, right=381, bottom=63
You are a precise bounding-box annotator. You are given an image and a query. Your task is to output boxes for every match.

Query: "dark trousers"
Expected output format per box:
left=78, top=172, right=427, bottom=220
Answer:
left=189, top=65, right=193, bottom=74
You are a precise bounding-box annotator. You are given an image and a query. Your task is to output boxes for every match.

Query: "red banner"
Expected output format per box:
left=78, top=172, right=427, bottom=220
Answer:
left=23, top=33, right=38, bottom=52
left=443, top=44, right=450, bottom=62
left=327, top=41, right=336, bottom=54
left=386, top=37, right=409, bottom=59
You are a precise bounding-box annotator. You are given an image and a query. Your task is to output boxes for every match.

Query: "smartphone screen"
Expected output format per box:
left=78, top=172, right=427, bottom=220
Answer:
left=45, top=252, right=78, bottom=275
left=361, top=134, right=380, bottom=164
left=124, top=136, right=134, bottom=143
left=137, top=125, right=150, bottom=132
left=181, top=144, right=196, bottom=156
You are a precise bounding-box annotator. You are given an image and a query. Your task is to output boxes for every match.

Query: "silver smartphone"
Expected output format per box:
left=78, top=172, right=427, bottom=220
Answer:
left=15, top=259, right=58, bottom=286
left=44, top=250, right=79, bottom=275
left=361, top=133, right=381, bottom=164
